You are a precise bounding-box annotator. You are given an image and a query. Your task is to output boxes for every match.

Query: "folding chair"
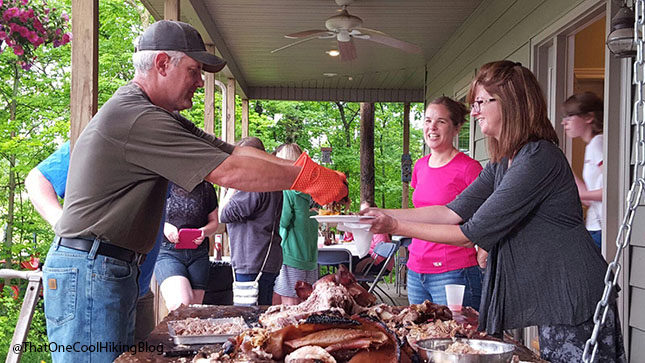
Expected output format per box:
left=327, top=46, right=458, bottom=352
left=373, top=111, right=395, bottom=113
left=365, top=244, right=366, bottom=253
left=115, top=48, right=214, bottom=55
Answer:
left=317, top=248, right=352, bottom=277
left=395, top=237, right=412, bottom=295
left=354, top=241, right=398, bottom=305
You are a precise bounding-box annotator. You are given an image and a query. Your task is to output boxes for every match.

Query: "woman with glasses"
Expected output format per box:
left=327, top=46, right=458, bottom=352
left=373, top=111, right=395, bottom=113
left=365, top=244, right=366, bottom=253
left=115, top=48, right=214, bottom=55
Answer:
left=561, top=92, right=604, bottom=249
left=361, top=61, right=624, bottom=362
left=405, top=96, right=483, bottom=310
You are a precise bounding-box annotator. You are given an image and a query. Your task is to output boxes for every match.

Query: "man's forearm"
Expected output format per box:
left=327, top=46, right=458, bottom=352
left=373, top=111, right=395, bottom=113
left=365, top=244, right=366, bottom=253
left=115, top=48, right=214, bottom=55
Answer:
left=232, top=145, right=294, bottom=167
left=206, top=155, right=299, bottom=192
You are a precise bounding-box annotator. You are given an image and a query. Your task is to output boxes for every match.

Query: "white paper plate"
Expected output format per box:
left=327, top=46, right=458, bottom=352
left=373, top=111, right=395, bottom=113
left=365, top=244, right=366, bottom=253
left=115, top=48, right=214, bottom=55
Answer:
left=310, top=215, right=375, bottom=223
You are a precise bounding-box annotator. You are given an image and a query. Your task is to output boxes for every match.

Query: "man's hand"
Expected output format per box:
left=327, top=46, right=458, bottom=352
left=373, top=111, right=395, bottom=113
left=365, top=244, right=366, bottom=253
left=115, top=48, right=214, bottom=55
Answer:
left=291, top=153, right=348, bottom=205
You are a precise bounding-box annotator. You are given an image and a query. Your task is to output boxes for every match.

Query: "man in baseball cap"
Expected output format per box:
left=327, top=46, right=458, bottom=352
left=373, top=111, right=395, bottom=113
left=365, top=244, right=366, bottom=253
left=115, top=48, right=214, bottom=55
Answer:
left=42, top=20, right=347, bottom=362
left=136, top=20, right=226, bottom=73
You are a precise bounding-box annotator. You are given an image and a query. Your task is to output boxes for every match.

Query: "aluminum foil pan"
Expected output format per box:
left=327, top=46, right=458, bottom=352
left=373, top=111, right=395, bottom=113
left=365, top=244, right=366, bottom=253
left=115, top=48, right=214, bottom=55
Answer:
left=167, top=317, right=247, bottom=345
left=413, top=338, right=515, bottom=363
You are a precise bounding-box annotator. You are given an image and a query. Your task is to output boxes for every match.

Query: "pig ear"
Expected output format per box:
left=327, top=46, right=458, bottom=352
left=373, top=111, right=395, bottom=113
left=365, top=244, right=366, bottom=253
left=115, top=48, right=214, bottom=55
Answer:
left=295, top=281, right=314, bottom=300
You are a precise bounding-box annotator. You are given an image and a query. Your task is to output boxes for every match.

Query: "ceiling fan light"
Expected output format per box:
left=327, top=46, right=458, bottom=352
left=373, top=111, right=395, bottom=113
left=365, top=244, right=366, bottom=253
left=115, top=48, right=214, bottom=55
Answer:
left=326, top=49, right=340, bottom=57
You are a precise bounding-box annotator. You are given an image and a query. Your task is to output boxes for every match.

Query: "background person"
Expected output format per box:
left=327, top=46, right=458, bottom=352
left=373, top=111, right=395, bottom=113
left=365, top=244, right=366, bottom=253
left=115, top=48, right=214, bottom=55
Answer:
left=154, top=181, right=219, bottom=311
left=42, top=20, right=347, bottom=362
left=24, top=141, right=164, bottom=343
left=405, top=97, right=483, bottom=309
left=273, top=143, right=319, bottom=305
left=561, top=92, right=604, bottom=249
left=219, top=137, right=284, bottom=306
left=361, top=61, right=624, bottom=362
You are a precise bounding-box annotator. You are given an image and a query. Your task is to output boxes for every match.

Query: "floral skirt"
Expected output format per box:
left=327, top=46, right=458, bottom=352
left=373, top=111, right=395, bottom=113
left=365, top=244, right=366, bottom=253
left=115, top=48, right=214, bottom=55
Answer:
left=538, top=301, right=626, bottom=363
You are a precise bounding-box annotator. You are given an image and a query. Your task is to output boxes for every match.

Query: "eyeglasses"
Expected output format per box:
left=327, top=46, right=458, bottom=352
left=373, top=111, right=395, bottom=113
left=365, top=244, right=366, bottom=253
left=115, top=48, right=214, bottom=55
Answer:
left=470, top=98, right=497, bottom=113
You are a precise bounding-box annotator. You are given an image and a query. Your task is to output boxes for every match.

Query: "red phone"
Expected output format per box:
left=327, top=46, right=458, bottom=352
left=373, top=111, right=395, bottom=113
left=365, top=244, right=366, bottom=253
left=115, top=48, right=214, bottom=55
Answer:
left=176, top=228, right=202, bottom=249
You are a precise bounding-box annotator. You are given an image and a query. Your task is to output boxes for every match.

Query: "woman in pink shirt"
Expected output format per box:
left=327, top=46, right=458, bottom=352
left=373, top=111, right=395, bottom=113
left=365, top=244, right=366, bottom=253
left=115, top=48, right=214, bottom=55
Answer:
left=407, top=97, right=483, bottom=309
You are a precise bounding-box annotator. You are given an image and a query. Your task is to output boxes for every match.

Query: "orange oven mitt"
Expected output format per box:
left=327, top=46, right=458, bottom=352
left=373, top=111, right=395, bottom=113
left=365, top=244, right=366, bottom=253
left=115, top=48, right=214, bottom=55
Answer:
left=290, top=153, right=348, bottom=205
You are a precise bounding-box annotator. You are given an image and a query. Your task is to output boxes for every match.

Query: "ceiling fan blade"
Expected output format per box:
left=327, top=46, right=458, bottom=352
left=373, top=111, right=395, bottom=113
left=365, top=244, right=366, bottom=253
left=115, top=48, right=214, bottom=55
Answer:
left=338, top=39, right=357, bottom=62
left=285, top=29, right=332, bottom=39
left=357, top=27, right=422, bottom=54
left=271, top=36, right=320, bottom=54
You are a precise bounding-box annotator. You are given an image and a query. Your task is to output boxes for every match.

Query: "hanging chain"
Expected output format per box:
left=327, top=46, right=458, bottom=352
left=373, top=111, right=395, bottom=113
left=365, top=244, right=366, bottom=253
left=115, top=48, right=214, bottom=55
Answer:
left=582, top=1, right=645, bottom=361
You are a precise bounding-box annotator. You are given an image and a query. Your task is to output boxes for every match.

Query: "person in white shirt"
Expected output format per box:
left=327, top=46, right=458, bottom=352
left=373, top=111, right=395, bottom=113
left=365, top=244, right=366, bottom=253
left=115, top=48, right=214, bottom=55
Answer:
left=561, top=92, right=604, bottom=249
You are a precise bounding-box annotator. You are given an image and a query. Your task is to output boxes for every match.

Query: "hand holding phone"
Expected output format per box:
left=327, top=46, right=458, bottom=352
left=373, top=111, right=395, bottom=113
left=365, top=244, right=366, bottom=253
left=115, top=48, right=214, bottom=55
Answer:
left=176, top=228, right=203, bottom=249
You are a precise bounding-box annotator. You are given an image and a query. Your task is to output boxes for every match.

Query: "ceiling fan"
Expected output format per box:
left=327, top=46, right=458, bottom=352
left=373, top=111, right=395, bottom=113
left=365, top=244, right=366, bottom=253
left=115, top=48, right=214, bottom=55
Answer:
left=271, top=0, right=422, bottom=62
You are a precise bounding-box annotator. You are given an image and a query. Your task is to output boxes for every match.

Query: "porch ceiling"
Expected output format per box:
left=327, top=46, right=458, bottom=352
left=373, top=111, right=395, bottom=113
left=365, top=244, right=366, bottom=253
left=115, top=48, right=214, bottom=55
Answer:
left=139, top=0, right=482, bottom=102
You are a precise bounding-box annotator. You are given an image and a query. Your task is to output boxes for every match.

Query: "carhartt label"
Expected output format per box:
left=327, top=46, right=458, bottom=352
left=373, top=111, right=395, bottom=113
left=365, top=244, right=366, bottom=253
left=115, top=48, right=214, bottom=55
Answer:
left=48, top=278, right=57, bottom=290
left=433, top=262, right=443, bottom=267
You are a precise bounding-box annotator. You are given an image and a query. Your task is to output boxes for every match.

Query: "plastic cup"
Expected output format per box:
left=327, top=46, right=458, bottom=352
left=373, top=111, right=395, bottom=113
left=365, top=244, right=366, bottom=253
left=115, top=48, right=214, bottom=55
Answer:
left=445, top=284, right=465, bottom=311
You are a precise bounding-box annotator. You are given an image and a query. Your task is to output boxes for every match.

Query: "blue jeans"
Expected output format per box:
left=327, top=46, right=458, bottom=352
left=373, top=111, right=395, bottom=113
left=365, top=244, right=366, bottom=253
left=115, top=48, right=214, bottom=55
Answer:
left=43, top=239, right=139, bottom=363
left=235, top=272, right=278, bottom=305
left=589, top=230, right=602, bottom=250
left=407, top=265, right=483, bottom=310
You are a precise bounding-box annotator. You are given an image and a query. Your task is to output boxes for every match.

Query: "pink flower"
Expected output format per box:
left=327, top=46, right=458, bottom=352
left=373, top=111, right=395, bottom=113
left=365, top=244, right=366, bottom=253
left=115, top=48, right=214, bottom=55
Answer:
left=26, top=9, right=34, bottom=19
left=0, top=1, right=3, bottom=7
left=12, top=44, right=24, bottom=56
left=0, top=31, right=6, bottom=40
left=20, top=61, right=33, bottom=71
left=27, top=30, right=39, bottom=44
left=55, top=28, right=61, bottom=36
left=61, top=12, right=69, bottom=21
left=8, top=22, right=19, bottom=33
left=21, top=0, right=28, bottom=5
left=61, top=32, right=71, bottom=44
left=19, top=9, right=29, bottom=22
left=3, top=7, right=20, bottom=21
left=18, top=25, right=29, bottom=37
left=33, top=18, right=45, bottom=34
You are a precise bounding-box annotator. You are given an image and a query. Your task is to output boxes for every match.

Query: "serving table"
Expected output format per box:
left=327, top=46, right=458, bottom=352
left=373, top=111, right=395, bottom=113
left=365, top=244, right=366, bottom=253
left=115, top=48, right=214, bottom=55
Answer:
left=116, top=305, right=544, bottom=362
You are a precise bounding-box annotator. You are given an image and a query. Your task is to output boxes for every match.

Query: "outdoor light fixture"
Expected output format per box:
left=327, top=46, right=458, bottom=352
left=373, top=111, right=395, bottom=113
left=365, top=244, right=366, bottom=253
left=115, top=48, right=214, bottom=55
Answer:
left=606, top=3, right=637, bottom=58
left=326, top=49, right=340, bottom=57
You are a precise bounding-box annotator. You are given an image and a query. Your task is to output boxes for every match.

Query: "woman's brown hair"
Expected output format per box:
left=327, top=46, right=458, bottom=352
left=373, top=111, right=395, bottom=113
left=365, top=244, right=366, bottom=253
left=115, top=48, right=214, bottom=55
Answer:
left=467, top=60, right=559, bottom=162
left=562, top=92, right=604, bottom=136
left=429, top=96, right=469, bottom=129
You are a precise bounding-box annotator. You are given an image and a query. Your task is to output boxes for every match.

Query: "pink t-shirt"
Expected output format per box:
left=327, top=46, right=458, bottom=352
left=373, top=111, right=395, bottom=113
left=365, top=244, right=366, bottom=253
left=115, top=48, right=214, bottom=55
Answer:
left=408, top=152, right=482, bottom=274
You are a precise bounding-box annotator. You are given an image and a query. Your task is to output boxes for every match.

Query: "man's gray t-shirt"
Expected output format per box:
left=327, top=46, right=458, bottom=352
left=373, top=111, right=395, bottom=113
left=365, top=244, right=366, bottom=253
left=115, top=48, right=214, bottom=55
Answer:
left=56, top=82, right=234, bottom=253
left=447, top=140, right=607, bottom=334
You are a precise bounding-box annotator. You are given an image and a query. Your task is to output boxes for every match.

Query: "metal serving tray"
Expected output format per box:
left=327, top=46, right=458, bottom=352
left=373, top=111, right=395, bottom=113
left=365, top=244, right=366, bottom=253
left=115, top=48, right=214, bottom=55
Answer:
left=413, top=338, right=515, bottom=363
left=167, top=317, right=247, bottom=345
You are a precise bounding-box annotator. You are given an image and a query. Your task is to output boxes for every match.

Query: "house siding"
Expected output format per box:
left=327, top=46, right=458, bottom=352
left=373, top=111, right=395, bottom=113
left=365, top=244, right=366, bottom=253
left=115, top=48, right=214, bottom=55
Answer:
left=424, top=0, right=586, bottom=164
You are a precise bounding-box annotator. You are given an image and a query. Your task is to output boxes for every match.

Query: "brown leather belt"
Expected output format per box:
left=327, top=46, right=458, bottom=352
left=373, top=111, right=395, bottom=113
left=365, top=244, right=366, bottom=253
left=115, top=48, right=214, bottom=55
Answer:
left=57, top=237, right=146, bottom=265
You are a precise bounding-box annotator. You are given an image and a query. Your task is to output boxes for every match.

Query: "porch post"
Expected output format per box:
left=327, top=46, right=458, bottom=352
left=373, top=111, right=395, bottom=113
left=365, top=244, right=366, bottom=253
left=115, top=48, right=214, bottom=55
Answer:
left=204, top=44, right=215, bottom=135
left=226, top=78, right=236, bottom=143
left=241, top=99, right=249, bottom=138
left=360, top=103, right=375, bottom=206
left=402, top=103, right=410, bottom=208
left=70, top=0, right=98, bottom=150
left=164, top=0, right=180, bottom=21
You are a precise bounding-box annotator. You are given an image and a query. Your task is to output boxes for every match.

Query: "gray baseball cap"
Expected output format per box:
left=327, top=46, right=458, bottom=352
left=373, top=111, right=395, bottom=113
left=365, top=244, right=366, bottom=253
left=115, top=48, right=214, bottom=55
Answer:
left=137, top=20, right=226, bottom=73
